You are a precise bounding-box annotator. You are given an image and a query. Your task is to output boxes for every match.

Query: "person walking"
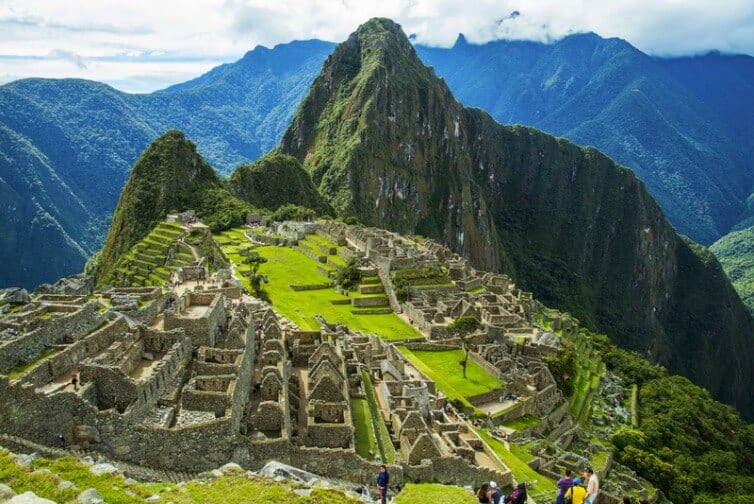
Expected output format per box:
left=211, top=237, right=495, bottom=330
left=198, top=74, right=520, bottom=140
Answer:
left=583, top=468, right=599, bottom=504
left=376, top=464, right=389, bottom=504
left=556, top=469, right=574, bottom=504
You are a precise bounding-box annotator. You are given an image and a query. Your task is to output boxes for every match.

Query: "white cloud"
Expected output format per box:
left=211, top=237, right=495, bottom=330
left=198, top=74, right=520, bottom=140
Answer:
left=1, top=0, right=752, bottom=92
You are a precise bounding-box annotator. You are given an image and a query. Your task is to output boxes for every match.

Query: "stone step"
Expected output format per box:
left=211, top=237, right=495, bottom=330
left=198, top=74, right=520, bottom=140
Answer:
left=358, top=283, right=384, bottom=294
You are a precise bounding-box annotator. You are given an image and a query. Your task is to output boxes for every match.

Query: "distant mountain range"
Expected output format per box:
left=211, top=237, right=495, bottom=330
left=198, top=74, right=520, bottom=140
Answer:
left=1, top=31, right=753, bottom=290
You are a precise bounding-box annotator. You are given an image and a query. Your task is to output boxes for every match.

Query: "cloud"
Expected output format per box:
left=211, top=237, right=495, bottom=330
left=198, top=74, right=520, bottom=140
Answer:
left=1, top=0, right=753, bottom=93
left=47, top=49, right=87, bottom=69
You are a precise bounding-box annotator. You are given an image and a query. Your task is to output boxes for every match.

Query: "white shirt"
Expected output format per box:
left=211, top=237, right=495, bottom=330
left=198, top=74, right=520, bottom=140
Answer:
left=587, top=473, right=599, bottom=495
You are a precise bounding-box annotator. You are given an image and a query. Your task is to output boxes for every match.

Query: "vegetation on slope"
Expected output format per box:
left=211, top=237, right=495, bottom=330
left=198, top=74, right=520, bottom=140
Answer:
left=230, top=150, right=331, bottom=215
left=96, top=131, right=252, bottom=283
left=0, top=449, right=360, bottom=503
left=578, top=331, right=754, bottom=503
left=279, top=18, right=754, bottom=419
left=710, top=225, right=754, bottom=313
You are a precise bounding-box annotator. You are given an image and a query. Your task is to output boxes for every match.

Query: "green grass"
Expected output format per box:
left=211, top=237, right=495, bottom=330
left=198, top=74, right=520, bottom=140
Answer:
left=215, top=230, right=421, bottom=341
left=0, top=451, right=359, bottom=503
left=502, top=415, right=541, bottom=432
left=590, top=450, right=609, bottom=472
left=361, top=370, right=397, bottom=464
left=474, top=428, right=556, bottom=496
left=352, top=398, right=379, bottom=460
left=467, top=286, right=486, bottom=295
left=395, top=483, right=477, bottom=503
left=397, top=347, right=502, bottom=407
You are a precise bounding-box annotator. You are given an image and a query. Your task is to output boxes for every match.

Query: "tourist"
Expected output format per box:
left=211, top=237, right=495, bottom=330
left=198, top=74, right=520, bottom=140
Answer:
left=583, top=468, right=599, bottom=504
left=476, top=482, right=491, bottom=503
left=507, top=482, right=527, bottom=504
left=567, top=477, right=587, bottom=504
left=376, top=464, right=389, bottom=504
left=71, top=373, right=78, bottom=391
left=58, top=434, right=66, bottom=449
left=489, top=481, right=503, bottom=504
left=556, top=469, right=574, bottom=504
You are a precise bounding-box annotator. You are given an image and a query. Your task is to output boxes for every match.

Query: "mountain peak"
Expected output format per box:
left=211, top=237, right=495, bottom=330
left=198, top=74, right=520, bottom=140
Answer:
left=453, top=33, right=470, bottom=48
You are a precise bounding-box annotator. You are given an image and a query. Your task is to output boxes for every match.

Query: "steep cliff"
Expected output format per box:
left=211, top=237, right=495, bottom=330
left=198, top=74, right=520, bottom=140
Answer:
left=279, top=18, right=754, bottom=418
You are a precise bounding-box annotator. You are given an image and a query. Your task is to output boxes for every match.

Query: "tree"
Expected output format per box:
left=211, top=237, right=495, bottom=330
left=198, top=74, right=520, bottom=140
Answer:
left=447, top=316, right=481, bottom=378
left=243, top=252, right=268, bottom=297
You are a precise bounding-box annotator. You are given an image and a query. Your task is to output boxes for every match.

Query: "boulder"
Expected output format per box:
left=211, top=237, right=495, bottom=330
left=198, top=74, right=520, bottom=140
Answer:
left=145, top=495, right=161, bottom=502
left=76, top=488, right=104, bottom=504
left=38, top=274, right=95, bottom=296
left=58, top=480, right=77, bottom=491
left=14, top=453, right=38, bottom=468
left=7, top=491, right=56, bottom=504
left=220, top=462, right=243, bottom=473
left=89, top=463, right=118, bottom=476
left=3, top=288, right=31, bottom=305
left=0, top=483, right=16, bottom=501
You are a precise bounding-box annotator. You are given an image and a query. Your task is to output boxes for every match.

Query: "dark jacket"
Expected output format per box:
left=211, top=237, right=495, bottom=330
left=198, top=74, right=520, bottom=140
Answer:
left=376, top=471, right=389, bottom=487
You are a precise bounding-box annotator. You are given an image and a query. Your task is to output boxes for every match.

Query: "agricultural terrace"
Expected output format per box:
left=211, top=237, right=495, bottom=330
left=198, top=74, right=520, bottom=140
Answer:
left=397, top=346, right=502, bottom=409
left=214, top=228, right=421, bottom=341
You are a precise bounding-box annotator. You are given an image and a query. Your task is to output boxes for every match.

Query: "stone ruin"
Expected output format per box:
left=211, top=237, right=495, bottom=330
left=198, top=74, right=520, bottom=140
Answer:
left=0, top=220, right=588, bottom=491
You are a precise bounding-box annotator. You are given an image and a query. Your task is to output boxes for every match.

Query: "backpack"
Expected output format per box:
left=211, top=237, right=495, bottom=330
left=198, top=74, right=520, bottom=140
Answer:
left=564, top=486, right=574, bottom=504
left=491, top=488, right=503, bottom=504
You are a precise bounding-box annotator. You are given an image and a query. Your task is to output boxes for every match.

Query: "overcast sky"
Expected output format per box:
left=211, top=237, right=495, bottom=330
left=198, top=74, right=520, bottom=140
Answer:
left=1, top=0, right=753, bottom=93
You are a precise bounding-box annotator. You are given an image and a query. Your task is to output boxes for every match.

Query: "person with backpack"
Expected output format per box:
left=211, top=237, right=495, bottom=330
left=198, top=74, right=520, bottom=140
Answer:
left=556, top=469, right=574, bottom=504
left=508, top=482, right=527, bottom=504
left=477, top=482, right=492, bottom=503
left=566, top=477, right=587, bottom=504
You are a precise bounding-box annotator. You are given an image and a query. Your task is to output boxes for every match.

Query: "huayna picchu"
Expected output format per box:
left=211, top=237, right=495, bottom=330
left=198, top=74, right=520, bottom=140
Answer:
left=1, top=16, right=754, bottom=504
left=280, top=18, right=754, bottom=421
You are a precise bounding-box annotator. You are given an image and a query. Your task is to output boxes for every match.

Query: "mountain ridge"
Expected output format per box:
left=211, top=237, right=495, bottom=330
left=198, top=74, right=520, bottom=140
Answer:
left=278, top=17, right=754, bottom=419
left=1, top=27, right=753, bottom=296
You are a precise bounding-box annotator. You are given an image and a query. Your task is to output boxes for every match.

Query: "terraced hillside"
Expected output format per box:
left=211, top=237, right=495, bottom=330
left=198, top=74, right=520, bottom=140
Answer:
left=103, top=221, right=195, bottom=287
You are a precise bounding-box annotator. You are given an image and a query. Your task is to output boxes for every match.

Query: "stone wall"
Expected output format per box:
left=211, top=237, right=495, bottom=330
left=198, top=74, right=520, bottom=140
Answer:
left=21, top=316, right=129, bottom=387
left=164, top=292, right=226, bottom=347
left=0, top=301, right=101, bottom=374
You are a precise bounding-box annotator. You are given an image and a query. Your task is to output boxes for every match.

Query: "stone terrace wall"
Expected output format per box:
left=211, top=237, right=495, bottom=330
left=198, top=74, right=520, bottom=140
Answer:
left=21, top=316, right=130, bottom=387
left=0, top=302, right=101, bottom=374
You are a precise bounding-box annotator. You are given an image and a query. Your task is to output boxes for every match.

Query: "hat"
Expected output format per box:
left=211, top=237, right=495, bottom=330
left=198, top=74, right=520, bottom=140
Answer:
left=490, top=481, right=497, bottom=488
left=573, top=477, right=581, bottom=485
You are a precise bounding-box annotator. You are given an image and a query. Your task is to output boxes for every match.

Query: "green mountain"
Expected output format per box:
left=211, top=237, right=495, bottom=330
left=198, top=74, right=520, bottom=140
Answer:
left=229, top=150, right=329, bottom=213
left=711, top=225, right=754, bottom=313
left=97, top=130, right=251, bottom=282
left=0, top=40, right=335, bottom=289
left=417, top=35, right=754, bottom=245
left=279, top=18, right=754, bottom=419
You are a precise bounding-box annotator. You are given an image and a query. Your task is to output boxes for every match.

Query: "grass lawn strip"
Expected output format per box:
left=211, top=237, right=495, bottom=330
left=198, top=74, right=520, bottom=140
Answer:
left=351, top=398, right=379, bottom=460
left=362, top=369, right=397, bottom=463
left=395, top=483, right=477, bottom=503
left=401, top=347, right=502, bottom=398
left=474, top=428, right=556, bottom=497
